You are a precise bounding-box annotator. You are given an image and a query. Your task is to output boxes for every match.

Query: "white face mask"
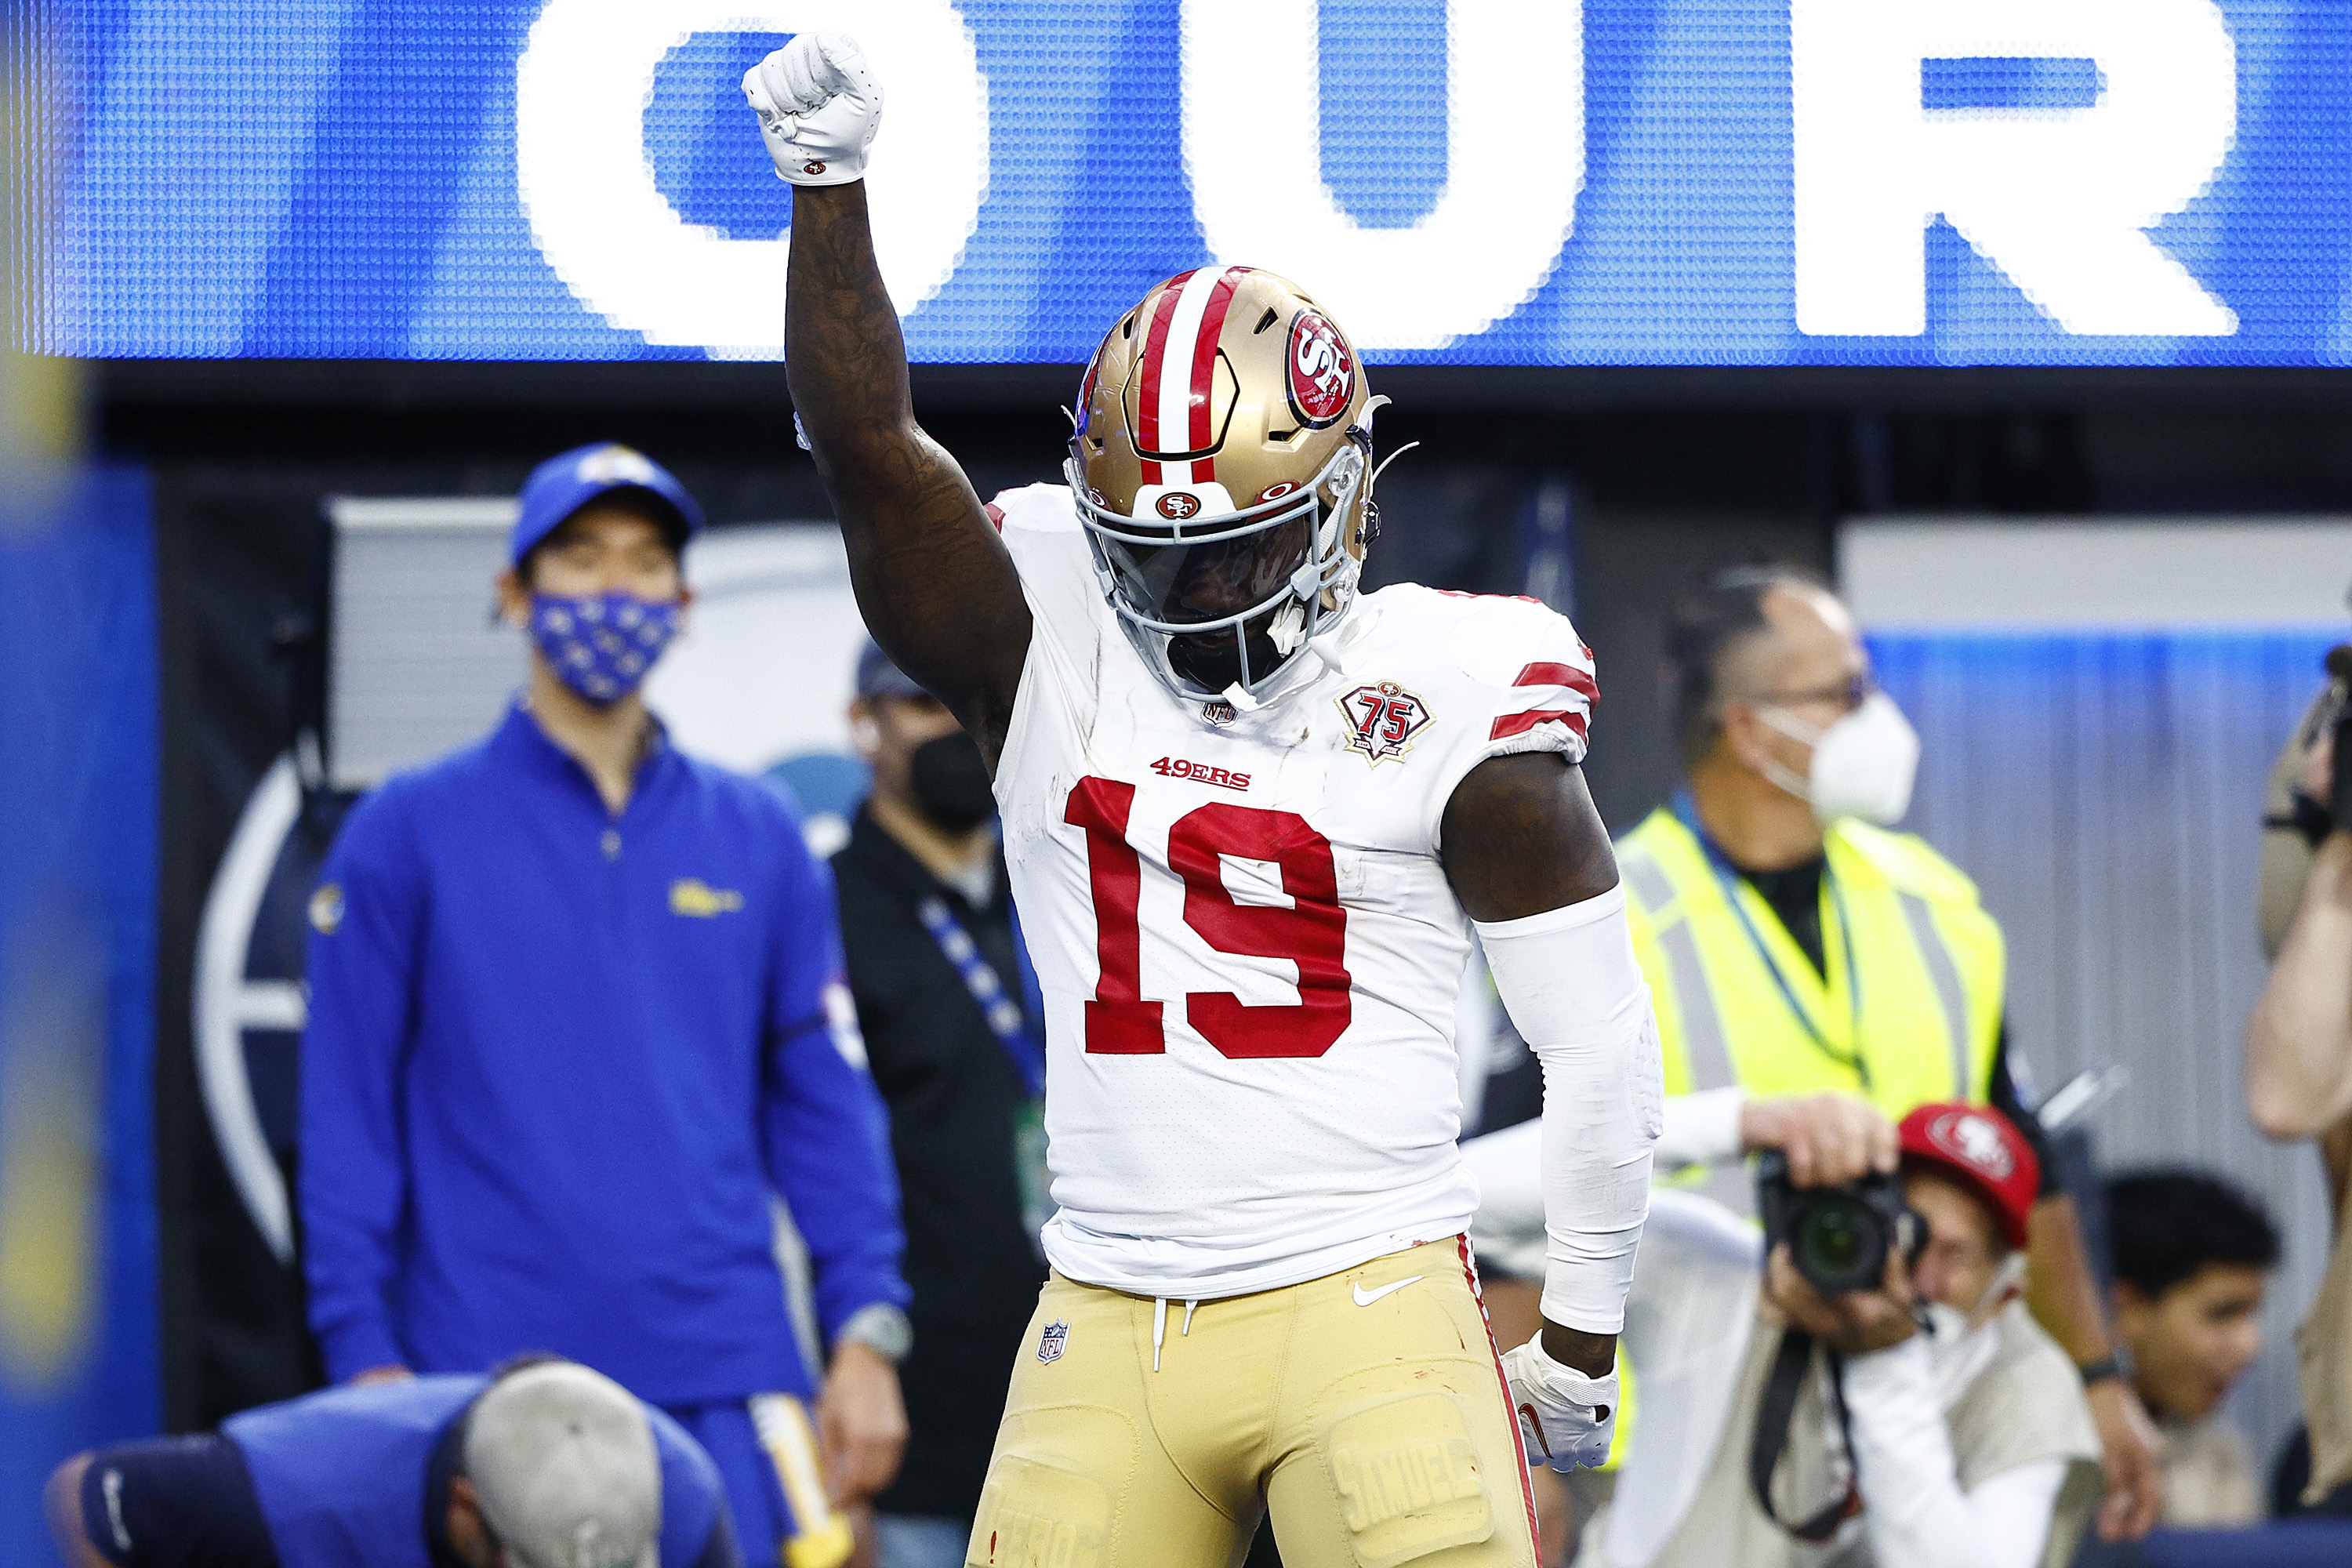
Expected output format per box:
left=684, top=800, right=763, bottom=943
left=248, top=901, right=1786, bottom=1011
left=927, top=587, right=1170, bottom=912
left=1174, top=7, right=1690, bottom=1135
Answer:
left=1917, top=1250, right=2027, bottom=1406
left=1755, top=691, right=1920, bottom=826
left=1918, top=1301, right=1997, bottom=1407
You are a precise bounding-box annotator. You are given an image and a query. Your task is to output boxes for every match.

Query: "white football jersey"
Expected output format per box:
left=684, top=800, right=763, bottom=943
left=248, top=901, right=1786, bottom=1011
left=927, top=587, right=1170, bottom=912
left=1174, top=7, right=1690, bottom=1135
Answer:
left=992, top=483, right=1599, bottom=1299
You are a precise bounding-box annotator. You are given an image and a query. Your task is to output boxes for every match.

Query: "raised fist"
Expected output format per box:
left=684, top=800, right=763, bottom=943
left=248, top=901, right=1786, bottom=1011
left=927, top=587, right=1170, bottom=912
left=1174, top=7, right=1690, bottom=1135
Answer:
left=742, top=32, right=882, bottom=188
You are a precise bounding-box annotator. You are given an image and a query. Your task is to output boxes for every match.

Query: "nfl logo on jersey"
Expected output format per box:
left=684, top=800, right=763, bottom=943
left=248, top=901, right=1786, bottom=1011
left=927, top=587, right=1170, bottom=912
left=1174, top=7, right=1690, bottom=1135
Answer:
left=1036, top=1320, right=1070, bottom=1363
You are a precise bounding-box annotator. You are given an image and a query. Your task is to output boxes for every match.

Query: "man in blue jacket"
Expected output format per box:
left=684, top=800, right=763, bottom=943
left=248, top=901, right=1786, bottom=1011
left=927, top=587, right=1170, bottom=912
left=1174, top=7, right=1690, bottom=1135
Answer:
left=45, top=1359, right=736, bottom=1568
left=299, top=444, right=910, bottom=1568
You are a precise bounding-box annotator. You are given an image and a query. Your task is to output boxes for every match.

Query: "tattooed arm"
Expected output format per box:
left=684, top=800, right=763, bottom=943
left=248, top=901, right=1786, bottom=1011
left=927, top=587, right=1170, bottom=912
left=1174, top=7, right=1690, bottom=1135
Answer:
left=774, top=111, right=1031, bottom=754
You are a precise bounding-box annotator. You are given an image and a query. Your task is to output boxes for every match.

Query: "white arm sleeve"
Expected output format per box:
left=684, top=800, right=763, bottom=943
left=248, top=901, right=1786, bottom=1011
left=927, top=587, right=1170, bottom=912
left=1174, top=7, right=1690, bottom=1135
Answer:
left=1464, top=1100, right=1748, bottom=1289
left=1475, top=884, right=1664, bottom=1334
left=1841, top=1340, right=2068, bottom=1568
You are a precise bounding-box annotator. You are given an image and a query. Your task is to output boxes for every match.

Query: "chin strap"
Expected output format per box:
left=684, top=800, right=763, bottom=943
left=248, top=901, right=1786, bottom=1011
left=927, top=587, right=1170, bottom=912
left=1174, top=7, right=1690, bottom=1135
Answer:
left=1268, top=599, right=1308, bottom=655
left=1369, top=440, right=1421, bottom=489
left=1308, top=630, right=1349, bottom=677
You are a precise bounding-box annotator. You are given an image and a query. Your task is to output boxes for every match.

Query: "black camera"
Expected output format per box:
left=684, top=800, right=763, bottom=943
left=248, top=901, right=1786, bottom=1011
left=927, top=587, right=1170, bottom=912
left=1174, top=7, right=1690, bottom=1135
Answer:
left=1756, top=1151, right=1924, bottom=1294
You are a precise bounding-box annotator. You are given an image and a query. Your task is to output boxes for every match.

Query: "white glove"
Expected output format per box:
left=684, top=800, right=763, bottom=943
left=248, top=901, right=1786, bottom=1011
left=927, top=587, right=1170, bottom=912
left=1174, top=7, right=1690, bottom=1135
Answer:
left=742, top=32, right=882, bottom=187
left=1500, top=1333, right=1619, bottom=1472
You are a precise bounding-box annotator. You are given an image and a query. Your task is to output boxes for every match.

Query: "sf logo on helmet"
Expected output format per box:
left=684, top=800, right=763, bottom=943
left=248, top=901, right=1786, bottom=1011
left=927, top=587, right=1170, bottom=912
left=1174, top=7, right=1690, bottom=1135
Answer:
left=1156, top=492, right=1203, bottom=520
left=803, top=159, right=827, bottom=176
left=1287, top=311, right=1356, bottom=428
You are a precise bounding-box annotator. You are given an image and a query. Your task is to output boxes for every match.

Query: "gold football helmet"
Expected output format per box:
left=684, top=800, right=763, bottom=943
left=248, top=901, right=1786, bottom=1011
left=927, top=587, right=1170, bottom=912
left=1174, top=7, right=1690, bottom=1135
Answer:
left=1067, top=267, right=1381, bottom=709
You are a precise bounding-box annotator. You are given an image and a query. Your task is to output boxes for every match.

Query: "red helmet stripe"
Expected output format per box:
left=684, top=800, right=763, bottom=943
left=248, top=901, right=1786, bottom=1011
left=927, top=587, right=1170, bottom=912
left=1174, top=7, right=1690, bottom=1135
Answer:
left=1134, top=270, right=1196, bottom=479
left=1134, top=267, right=1243, bottom=488
left=1185, top=270, right=1243, bottom=471
left=1152, top=270, right=1215, bottom=482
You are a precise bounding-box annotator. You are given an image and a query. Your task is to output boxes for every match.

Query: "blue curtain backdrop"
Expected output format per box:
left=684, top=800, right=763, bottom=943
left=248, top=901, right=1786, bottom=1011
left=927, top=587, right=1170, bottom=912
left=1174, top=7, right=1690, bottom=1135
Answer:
left=1872, top=628, right=2337, bottom=1475
left=0, top=467, right=159, bottom=1568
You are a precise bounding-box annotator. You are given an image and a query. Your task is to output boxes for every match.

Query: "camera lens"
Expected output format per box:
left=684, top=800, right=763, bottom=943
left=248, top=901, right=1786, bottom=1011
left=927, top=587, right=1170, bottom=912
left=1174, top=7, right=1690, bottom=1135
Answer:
left=1794, top=1197, right=1886, bottom=1293
left=1754, top=1151, right=1907, bottom=1296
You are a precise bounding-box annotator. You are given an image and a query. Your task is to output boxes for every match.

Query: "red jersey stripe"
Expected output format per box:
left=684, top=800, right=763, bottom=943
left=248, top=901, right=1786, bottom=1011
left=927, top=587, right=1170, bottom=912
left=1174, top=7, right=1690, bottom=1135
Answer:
left=1513, top=662, right=1600, bottom=704
left=1490, top=708, right=1592, bottom=744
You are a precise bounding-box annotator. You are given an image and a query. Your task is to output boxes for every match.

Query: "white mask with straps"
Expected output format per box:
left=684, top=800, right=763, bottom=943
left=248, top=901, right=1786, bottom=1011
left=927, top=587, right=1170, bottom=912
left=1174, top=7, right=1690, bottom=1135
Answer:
left=1755, top=691, right=1921, bottom=826
left=1918, top=1250, right=2028, bottom=1408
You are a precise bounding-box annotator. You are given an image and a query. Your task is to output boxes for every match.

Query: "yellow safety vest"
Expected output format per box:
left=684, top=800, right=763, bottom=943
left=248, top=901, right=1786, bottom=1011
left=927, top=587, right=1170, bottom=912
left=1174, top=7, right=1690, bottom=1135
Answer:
left=1591, top=804, right=2002, bottom=1470
left=1619, top=803, right=2005, bottom=1142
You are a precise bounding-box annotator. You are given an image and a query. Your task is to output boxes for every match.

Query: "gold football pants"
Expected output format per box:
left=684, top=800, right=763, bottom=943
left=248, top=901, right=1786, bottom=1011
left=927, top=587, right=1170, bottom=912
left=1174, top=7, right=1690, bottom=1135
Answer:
left=967, top=1236, right=1540, bottom=1568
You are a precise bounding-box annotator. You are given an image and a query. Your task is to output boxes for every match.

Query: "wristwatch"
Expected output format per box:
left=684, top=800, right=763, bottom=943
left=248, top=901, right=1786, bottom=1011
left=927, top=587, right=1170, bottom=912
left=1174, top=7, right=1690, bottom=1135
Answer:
left=2077, top=1355, right=2124, bottom=1387
left=836, top=1303, right=913, bottom=1365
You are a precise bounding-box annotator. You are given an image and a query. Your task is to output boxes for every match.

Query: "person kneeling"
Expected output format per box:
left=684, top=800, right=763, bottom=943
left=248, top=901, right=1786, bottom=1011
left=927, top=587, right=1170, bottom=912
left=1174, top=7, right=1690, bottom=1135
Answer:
left=1579, top=1103, right=2103, bottom=1568
left=45, top=1357, right=738, bottom=1568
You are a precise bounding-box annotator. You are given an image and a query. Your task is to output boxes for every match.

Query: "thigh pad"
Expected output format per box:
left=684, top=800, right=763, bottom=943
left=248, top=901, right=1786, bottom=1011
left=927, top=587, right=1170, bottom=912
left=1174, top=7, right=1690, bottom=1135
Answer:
left=969, top=1405, right=1138, bottom=1568
left=1316, top=1392, right=1496, bottom=1568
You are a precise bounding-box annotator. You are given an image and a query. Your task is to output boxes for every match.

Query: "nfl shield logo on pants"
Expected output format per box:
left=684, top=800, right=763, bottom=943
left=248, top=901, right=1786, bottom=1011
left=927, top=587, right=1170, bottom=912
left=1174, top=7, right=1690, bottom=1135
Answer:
left=1036, top=1320, right=1069, bottom=1363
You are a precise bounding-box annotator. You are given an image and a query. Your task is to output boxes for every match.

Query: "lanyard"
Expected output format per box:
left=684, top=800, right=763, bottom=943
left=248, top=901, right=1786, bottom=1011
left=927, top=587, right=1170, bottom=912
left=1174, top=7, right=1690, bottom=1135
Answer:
left=1671, top=793, right=1869, bottom=1084
left=916, top=893, right=1047, bottom=1098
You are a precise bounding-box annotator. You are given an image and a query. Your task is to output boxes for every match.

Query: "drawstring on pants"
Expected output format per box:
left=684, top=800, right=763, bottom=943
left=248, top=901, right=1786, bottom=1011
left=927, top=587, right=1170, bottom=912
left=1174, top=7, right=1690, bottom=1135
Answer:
left=1151, top=1297, right=1202, bottom=1371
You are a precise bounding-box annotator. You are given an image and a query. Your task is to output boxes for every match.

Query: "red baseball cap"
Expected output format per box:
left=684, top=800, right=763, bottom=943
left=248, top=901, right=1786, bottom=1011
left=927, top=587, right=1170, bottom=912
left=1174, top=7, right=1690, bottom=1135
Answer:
left=1897, top=1102, right=2039, bottom=1250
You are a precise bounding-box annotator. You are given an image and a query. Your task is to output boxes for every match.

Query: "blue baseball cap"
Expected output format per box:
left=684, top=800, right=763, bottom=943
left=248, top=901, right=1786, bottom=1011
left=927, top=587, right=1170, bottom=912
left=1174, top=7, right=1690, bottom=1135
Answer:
left=855, top=639, right=931, bottom=701
left=510, top=443, right=704, bottom=568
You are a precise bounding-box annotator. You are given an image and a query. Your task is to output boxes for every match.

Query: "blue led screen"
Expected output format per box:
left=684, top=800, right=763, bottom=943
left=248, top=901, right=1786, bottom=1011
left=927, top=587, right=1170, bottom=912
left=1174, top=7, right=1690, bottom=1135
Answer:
left=31, top=0, right=2352, bottom=365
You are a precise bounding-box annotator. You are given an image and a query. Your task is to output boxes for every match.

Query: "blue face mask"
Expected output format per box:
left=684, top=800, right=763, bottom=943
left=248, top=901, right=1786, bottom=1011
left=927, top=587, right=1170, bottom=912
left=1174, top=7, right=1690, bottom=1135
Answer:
left=528, top=591, right=681, bottom=705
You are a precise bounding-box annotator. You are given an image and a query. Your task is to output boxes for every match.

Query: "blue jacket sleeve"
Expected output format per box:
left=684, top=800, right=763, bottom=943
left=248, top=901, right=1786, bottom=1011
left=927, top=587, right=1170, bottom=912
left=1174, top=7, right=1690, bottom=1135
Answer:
left=758, top=808, right=910, bottom=1343
left=299, top=786, right=423, bottom=1380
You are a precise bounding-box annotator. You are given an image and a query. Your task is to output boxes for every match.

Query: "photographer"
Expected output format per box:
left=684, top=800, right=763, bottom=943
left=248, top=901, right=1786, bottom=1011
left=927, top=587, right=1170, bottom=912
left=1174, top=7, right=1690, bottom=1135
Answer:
left=1524, top=1104, right=2100, bottom=1568
left=2246, top=648, right=2352, bottom=1507
left=1604, top=563, right=2159, bottom=1537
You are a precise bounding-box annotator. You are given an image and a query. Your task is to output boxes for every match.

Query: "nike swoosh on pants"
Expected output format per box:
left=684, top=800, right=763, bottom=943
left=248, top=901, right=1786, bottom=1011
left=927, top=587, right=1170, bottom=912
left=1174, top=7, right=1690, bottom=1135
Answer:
left=1351, top=1274, right=1425, bottom=1306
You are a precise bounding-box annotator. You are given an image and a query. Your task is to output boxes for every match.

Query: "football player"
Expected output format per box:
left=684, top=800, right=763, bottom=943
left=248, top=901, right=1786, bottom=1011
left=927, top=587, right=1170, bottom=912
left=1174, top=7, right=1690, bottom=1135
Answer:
left=745, top=34, right=1662, bottom=1568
